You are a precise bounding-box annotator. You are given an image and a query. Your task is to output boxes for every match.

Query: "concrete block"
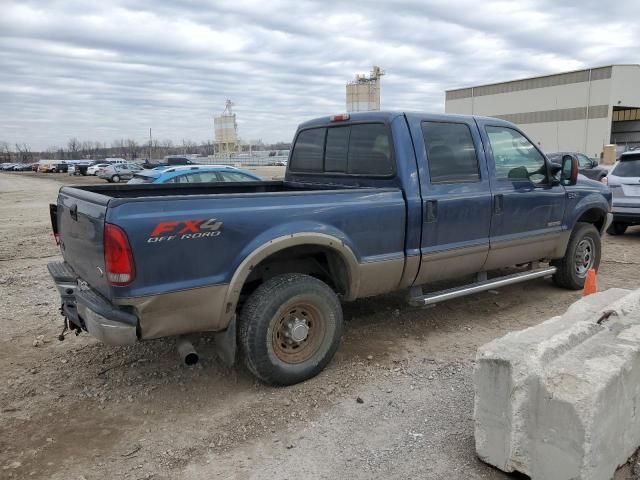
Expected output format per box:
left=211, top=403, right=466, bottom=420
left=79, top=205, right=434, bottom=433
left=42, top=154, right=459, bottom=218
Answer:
left=474, top=288, right=640, bottom=480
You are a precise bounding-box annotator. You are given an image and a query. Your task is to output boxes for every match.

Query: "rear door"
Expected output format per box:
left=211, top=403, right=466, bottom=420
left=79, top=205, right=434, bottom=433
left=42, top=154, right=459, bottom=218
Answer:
left=476, top=120, right=566, bottom=269
left=406, top=114, right=493, bottom=284
left=57, top=189, right=111, bottom=297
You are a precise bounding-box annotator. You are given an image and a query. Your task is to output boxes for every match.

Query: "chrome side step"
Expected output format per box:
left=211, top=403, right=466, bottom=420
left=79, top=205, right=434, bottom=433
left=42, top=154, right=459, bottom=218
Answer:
left=408, top=266, right=557, bottom=307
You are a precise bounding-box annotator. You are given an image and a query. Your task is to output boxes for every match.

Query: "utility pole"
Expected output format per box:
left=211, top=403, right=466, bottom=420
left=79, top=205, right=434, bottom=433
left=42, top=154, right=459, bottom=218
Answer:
left=148, top=128, right=152, bottom=160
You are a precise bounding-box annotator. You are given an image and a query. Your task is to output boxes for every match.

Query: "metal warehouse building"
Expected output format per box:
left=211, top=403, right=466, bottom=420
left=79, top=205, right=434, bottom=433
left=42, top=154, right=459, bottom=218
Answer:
left=445, top=64, right=640, bottom=157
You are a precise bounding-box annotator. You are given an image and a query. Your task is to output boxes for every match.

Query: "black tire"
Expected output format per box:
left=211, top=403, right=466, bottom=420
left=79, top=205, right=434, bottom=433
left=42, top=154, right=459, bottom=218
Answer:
left=607, top=222, right=627, bottom=236
left=111, top=175, right=120, bottom=183
left=552, top=222, right=601, bottom=290
left=239, top=273, right=343, bottom=386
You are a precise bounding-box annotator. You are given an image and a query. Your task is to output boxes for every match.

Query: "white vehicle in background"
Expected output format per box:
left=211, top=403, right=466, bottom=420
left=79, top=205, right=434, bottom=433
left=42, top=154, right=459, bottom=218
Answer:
left=87, top=163, right=109, bottom=175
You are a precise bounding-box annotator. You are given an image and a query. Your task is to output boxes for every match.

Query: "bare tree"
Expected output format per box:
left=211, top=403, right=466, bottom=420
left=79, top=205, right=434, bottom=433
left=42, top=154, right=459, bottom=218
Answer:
left=125, top=139, right=139, bottom=160
left=66, top=137, right=81, bottom=159
left=0, top=141, right=12, bottom=162
left=201, top=140, right=215, bottom=156
left=111, top=139, right=127, bottom=158
left=15, top=143, right=33, bottom=163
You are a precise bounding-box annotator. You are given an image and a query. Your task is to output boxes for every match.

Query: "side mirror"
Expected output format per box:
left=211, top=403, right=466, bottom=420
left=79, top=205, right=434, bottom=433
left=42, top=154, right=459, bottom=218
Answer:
left=561, top=154, right=579, bottom=186
left=591, top=159, right=599, bottom=168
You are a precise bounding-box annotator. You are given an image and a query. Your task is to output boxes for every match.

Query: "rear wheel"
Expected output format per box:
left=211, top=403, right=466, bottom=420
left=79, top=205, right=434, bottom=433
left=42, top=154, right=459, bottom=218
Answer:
left=552, top=222, right=601, bottom=290
left=607, top=222, right=627, bottom=236
left=111, top=175, right=121, bottom=183
left=239, top=273, right=343, bottom=386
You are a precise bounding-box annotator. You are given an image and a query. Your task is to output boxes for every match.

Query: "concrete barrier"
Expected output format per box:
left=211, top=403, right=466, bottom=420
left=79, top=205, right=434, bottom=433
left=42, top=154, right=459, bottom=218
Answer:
left=474, top=288, right=640, bottom=480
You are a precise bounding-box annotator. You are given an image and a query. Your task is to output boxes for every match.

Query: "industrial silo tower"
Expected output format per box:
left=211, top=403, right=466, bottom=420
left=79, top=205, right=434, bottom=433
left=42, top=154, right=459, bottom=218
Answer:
left=346, top=66, right=384, bottom=113
left=214, top=100, right=239, bottom=155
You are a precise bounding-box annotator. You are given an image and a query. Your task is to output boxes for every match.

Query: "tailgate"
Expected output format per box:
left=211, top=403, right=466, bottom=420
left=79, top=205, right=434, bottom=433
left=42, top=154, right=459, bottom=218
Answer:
left=57, top=188, right=111, bottom=298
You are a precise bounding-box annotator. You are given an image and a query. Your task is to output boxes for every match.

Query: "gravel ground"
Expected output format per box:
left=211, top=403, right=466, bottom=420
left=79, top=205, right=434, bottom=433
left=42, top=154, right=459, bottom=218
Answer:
left=1, top=171, right=638, bottom=479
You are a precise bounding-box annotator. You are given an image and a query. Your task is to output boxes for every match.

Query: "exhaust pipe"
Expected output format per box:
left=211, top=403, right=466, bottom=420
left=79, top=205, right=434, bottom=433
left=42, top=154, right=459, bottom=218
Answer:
left=177, top=338, right=199, bottom=366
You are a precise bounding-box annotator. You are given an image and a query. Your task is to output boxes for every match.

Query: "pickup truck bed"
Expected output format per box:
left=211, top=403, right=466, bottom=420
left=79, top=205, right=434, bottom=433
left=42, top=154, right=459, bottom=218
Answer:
left=48, top=111, right=612, bottom=386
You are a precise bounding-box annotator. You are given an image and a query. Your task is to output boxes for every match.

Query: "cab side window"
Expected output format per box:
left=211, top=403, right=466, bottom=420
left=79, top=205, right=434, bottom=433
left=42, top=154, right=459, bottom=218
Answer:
left=486, top=126, right=547, bottom=184
left=577, top=154, right=592, bottom=168
left=422, top=121, right=480, bottom=183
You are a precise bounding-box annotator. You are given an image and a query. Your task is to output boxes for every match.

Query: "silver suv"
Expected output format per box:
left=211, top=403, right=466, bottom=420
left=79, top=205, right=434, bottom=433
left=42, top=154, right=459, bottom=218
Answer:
left=606, top=151, right=640, bottom=235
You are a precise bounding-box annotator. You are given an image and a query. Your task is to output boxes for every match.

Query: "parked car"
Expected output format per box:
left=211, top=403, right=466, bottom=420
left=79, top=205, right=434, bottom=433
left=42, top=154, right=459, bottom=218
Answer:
left=98, top=163, right=143, bottom=182
left=142, top=156, right=198, bottom=169
left=68, top=161, right=94, bottom=175
left=48, top=111, right=611, bottom=386
left=546, top=152, right=608, bottom=181
left=603, top=151, right=640, bottom=235
left=87, top=163, right=108, bottom=175
left=1, top=163, right=18, bottom=171
left=12, top=163, right=34, bottom=171
left=38, top=160, right=68, bottom=173
left=128, top=165, right=261, bottom=184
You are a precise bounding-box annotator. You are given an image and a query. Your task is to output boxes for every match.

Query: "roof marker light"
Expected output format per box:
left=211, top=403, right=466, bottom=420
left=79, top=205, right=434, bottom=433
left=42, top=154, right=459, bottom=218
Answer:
left=330, top=114, right=350, bottom=122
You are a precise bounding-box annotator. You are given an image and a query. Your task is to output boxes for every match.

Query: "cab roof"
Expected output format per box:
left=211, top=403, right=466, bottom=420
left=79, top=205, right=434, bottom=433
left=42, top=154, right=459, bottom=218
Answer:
left=297, top=111, right=516, bottom=130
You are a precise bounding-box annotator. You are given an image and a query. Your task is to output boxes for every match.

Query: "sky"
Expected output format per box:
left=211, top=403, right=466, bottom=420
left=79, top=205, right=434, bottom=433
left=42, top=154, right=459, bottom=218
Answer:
left=1, top=0, right=639, bottom=151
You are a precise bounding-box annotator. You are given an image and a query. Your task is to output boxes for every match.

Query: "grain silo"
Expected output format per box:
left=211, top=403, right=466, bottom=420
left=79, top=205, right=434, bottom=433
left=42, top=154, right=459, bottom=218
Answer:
left=346, top=66, right=384, bottom=113
left=214, top=100, right=239, bottom=154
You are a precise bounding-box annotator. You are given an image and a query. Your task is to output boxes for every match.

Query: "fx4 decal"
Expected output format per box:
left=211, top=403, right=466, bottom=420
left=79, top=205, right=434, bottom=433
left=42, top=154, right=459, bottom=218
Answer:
left=147, top=219, right=222, bottom=243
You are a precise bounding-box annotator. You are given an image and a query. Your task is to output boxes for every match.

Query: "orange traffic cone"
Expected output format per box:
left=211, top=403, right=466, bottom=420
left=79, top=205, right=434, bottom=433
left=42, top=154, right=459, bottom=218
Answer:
left=583, top=268, right=597, bottom=296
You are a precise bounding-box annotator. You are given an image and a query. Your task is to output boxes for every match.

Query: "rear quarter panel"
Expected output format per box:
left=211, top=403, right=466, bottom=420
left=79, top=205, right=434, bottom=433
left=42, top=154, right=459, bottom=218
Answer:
left=106, top=188, right=407, bottom=299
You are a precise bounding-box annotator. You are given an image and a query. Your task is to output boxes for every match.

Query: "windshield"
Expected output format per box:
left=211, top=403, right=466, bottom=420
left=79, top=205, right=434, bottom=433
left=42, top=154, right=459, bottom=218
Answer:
left=612, top=158, right=640, bottom=177
left=128, top=174, right=155, bottom=184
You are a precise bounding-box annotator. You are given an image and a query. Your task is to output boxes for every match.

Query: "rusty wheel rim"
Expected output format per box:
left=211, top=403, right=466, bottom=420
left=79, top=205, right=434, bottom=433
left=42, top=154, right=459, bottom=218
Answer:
left=272, top=302, right=326, bottom=364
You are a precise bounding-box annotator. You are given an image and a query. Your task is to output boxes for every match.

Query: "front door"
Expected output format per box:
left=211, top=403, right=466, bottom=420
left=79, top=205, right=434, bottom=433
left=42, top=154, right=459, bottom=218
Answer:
left=407, top=114, right=493, bottom=285
left=476, top=120, right=566, bottom=270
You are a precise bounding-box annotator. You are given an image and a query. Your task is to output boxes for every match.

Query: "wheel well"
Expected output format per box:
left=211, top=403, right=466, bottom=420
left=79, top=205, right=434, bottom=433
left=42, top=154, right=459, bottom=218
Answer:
left=577, top=208, right=606, bottom=232
left=239, top=245, right=350, bottom=303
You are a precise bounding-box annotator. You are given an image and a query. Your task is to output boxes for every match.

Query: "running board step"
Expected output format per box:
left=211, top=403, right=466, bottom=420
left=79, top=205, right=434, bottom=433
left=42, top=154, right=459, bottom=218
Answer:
left=408, top=266, right=557, bottom=307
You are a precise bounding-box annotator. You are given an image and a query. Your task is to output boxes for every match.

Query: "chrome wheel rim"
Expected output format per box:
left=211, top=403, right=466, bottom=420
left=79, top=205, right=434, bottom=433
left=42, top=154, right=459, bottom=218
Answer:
left=574, top=238, right=595, bottom=277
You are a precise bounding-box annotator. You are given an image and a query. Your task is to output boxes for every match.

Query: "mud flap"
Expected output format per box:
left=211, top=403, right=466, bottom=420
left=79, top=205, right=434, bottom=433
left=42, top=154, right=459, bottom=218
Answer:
left=213, top=314, right=236, bottom=366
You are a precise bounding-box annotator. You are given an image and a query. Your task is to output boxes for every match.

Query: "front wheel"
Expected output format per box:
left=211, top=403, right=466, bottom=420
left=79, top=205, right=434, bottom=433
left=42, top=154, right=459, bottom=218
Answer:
left=607, top=222, right=627, bottom=236
left=239, top=273, right=343, bottom=386
left=111, top=175, right=121, bottom=183
left=552, top=222, right=601, bottom=290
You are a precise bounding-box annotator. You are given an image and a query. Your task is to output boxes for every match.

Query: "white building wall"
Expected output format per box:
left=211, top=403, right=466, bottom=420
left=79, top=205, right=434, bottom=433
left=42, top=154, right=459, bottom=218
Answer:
left=611, top=65, right=640, bottom=107
left=443, top=66, right=640, bottom=157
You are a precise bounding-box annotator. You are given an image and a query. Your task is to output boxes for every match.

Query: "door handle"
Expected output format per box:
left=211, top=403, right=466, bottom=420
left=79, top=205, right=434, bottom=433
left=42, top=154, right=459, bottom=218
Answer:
left=494, top=194, right=504, bottom=214
left=425, top=200, right=438, bottom=223
left=69, top=203, right=78, bottom=221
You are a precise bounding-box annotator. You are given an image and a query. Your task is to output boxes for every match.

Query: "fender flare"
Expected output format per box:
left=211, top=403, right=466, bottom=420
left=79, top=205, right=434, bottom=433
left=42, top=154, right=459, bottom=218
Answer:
left=220, top=232, right=361, bottom=326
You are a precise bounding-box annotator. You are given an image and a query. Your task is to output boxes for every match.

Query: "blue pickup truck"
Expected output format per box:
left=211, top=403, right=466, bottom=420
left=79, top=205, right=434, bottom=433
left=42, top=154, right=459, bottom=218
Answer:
left=48, top=112, right=612, bottom=385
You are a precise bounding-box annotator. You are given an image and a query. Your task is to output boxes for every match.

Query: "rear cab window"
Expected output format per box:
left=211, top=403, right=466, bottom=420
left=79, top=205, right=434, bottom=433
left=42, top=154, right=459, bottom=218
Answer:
left=613, top=153, right=640, bottom=177
left=289, top=123, right=394, bottom=177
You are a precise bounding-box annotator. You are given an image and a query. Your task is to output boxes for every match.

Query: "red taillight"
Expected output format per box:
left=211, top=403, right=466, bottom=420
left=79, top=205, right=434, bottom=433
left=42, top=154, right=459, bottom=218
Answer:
left=104, top=223, right=135, bottom=286
left=330, top=113, right=350, bottom=122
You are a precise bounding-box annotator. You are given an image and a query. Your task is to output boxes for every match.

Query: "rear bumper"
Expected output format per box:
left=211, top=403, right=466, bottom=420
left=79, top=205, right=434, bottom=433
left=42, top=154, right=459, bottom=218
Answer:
left=611, top=206, right=640, bottom=224
left=48, top=262, right=138, bottom=345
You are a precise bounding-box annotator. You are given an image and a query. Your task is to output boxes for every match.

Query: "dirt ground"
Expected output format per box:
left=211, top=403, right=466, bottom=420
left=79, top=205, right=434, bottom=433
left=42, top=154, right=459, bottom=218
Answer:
left=1, top=171, right=638, bottom=480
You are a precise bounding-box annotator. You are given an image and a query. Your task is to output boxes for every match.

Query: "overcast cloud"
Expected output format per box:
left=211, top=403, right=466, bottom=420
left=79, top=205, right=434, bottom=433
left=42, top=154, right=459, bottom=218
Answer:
left=1, top=0, right=639, bottom=150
